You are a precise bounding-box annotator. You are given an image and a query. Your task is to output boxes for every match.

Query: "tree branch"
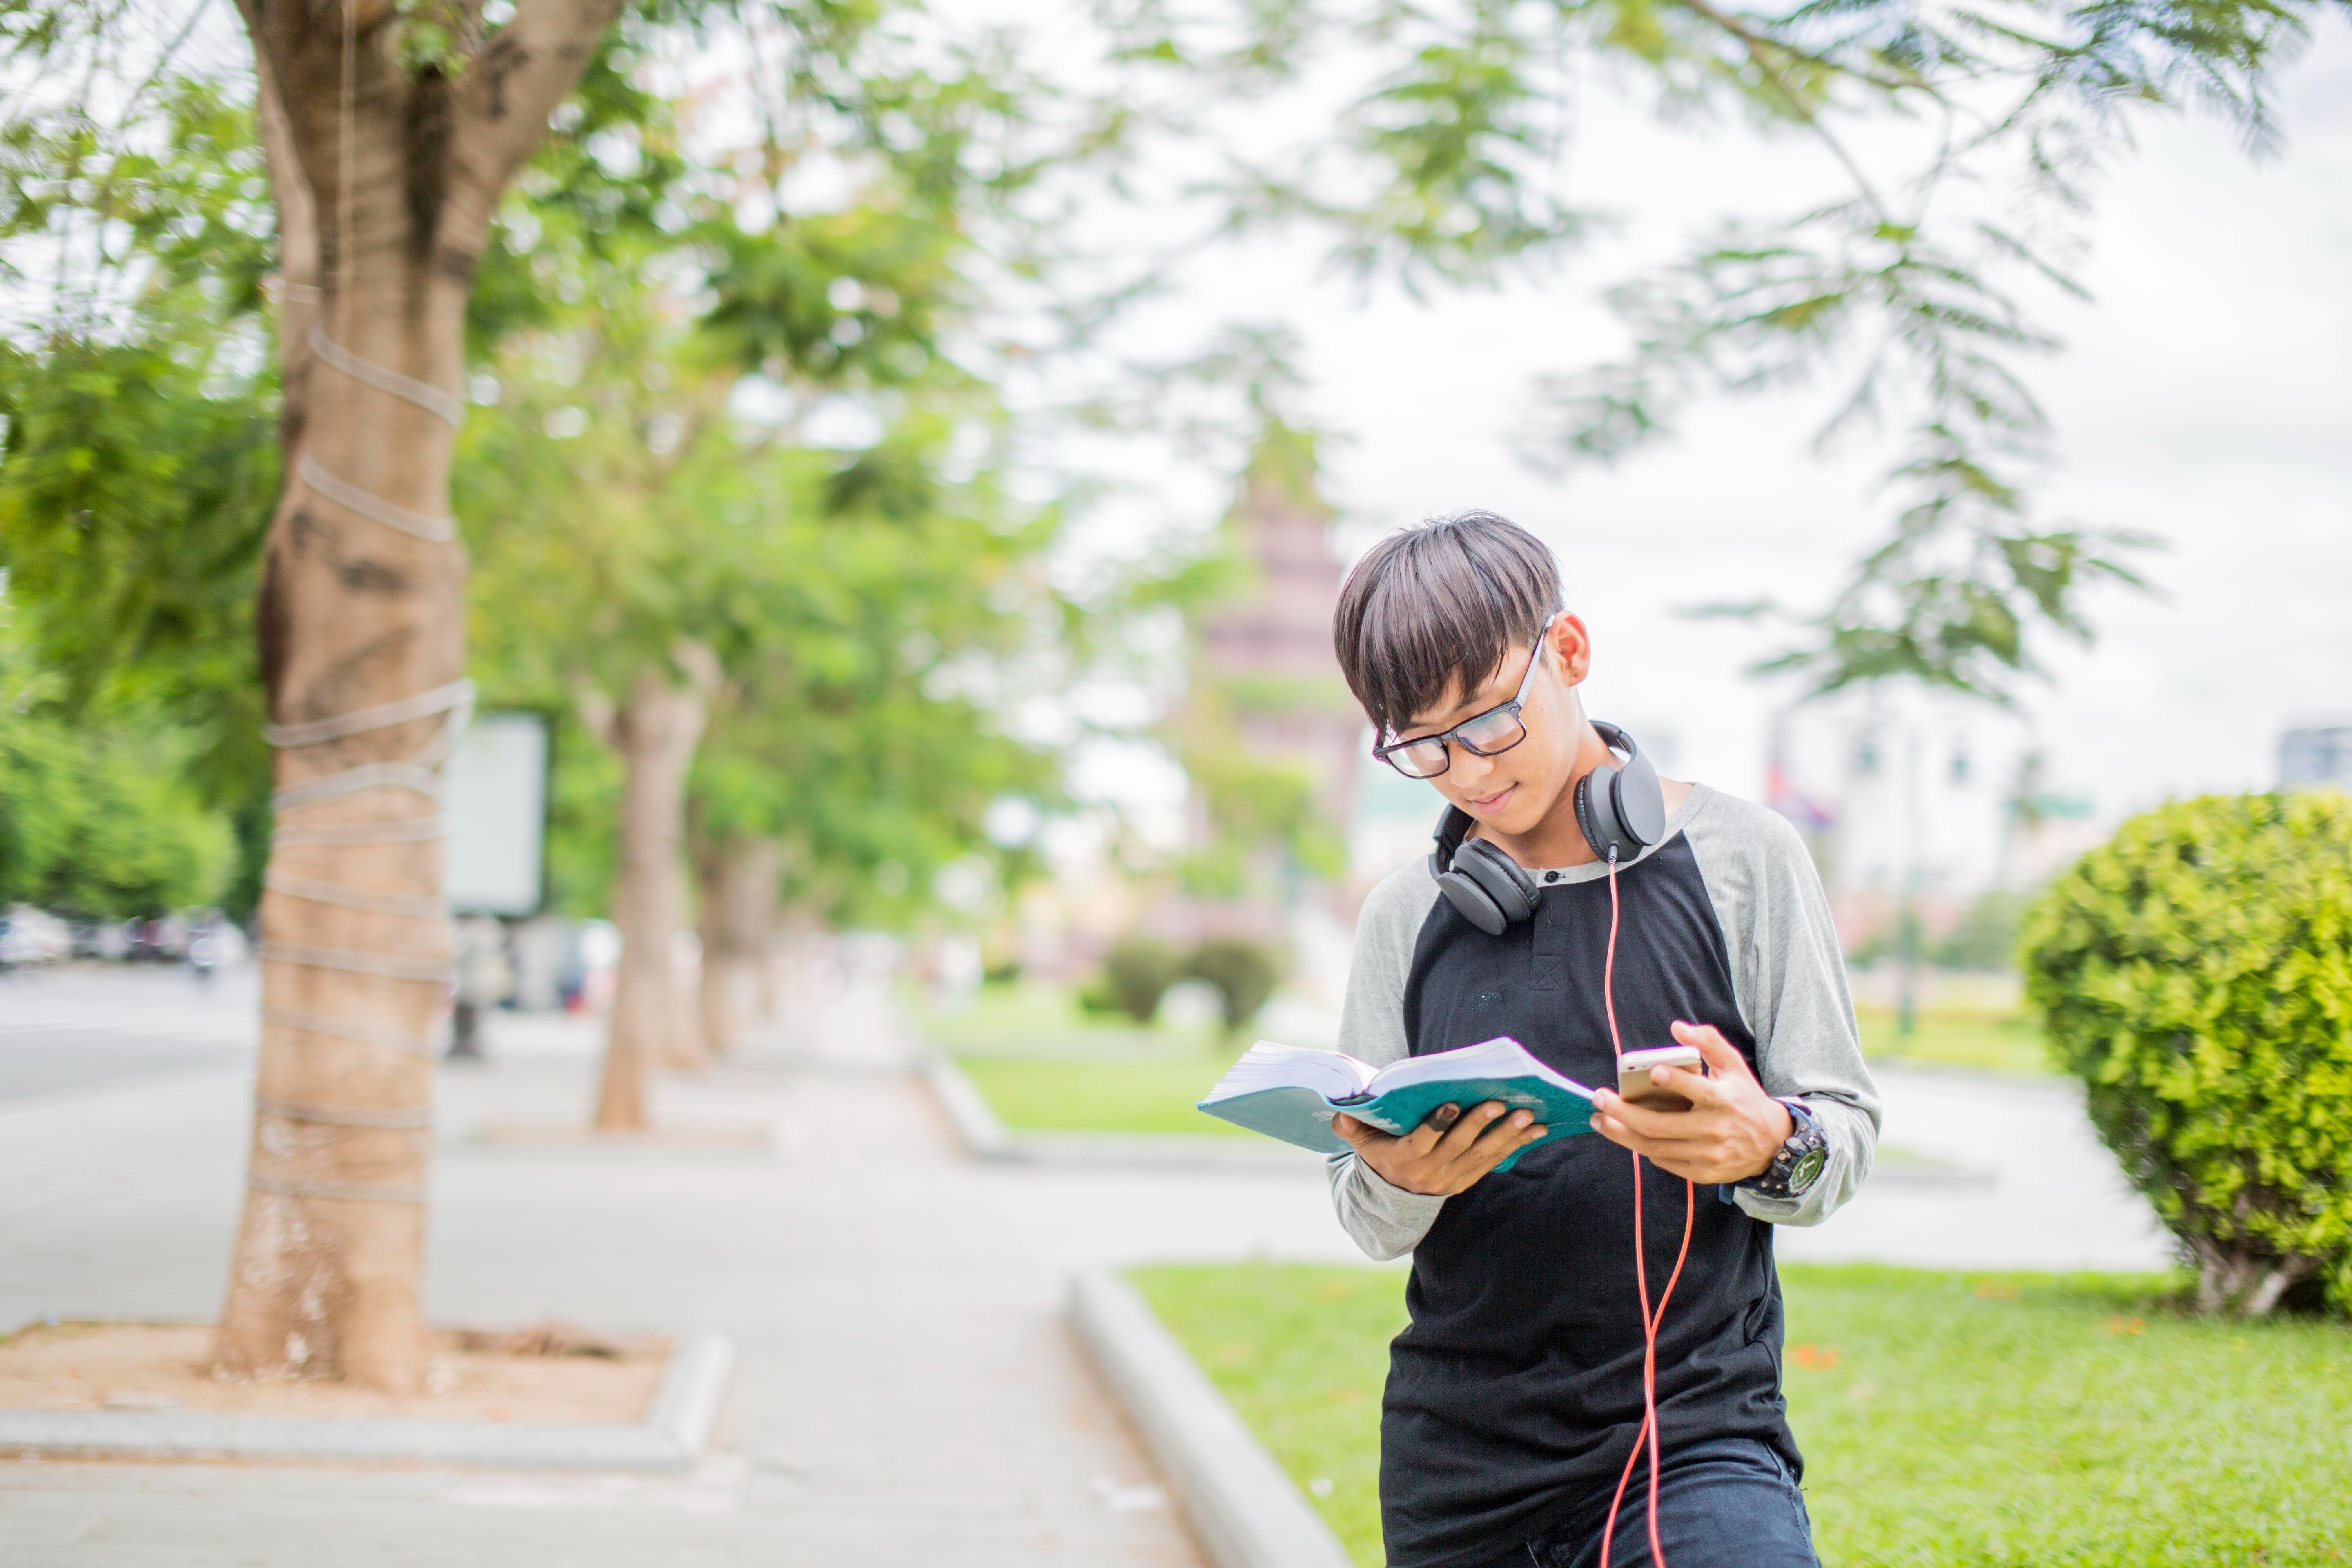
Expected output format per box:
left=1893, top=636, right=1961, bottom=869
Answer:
left=443, top=0, right=630, bottom=239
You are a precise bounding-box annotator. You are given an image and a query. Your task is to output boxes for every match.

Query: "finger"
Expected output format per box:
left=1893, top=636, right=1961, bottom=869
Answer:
left=1590, top=1108, right=1642, bottom=1152
left=1458, top=1110, right=1543, bottom=1171
left=1430, top=1105, right=1524, bottom=1166
left=1401, top=1102, right=1461, bottom=1154
left=1671, top=1020, right=1751, bottom=1078
left=1602, top=1094, right=1716, bottom=1145
left=1653, top=1064, right=1726, bottom=1109
left=1333, top=1114, right=1398, bottom=1153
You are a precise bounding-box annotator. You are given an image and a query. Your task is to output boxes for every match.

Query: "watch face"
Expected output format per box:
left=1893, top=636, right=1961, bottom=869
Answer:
left=1788, top=1146, right=1829, bottom=1196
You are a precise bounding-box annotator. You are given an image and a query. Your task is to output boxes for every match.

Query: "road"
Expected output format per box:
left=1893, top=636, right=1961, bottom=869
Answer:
left=0, top=963, right=258, bottom=1102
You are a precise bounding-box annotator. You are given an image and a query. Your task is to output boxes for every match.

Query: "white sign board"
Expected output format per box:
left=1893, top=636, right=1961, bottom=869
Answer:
left=444, top=711, right=550, bottom=916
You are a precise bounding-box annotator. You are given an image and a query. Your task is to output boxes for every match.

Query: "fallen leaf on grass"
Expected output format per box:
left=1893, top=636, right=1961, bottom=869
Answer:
left=1791, top=1344, right=1841, bottom=1370
left=2105, top=1315, right=2145, bottom=1336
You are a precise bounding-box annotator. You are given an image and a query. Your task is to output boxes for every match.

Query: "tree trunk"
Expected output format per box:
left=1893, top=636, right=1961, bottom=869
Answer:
left=697, top=836, right=780, bottom=1056
left=593, top=650, right=717, bottom=1129
left=218, top=0, right=623, bottom=1390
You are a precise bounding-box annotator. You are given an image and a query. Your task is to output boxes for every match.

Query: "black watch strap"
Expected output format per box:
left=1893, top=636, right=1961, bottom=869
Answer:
left=1738, top=1097, right=1829, bottom=1200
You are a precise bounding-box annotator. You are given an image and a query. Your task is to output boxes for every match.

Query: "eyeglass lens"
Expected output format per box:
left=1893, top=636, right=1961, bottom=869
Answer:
left=1383, top=708, right=1529, bottom=777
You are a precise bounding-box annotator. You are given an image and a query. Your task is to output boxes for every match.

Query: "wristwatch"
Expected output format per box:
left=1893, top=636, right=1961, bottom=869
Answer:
left=1739, top=1097, right=1829, bottom=1199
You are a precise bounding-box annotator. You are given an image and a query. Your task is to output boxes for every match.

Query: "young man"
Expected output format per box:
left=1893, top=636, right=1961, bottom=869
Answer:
left=1327, top=513, right=1878, bottom=1568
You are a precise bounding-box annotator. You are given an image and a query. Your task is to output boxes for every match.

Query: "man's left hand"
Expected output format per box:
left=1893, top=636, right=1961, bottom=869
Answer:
left=1588, top=1020, right=1791, bottom=1185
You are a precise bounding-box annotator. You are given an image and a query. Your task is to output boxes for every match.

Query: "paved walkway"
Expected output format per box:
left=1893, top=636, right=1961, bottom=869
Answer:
left=0, top=964, right=2170, bottom=1565
left=0, top=967, right=1354, bottom=1567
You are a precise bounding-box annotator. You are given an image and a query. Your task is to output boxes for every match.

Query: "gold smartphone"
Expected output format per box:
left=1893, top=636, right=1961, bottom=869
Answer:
left=1615, top=1044, right=1704, bottom=1111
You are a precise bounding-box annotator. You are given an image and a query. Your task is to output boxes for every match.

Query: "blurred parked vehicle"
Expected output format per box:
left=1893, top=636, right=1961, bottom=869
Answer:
left=0, top=906, right=73, bottom=969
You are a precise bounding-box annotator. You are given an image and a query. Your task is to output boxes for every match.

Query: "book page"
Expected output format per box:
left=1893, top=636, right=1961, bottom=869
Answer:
left=1368, top=1036, right=1592, bottom=1100
left=1200, top=1042, right=1376, bottom=1106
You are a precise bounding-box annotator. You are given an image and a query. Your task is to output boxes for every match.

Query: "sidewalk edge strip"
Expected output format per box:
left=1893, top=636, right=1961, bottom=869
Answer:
left=0, top=1330, right=733, bottom=1471
left=1069, top=1270, right=1355, bottom=1568
left=918, top=1049, right=1024, bottom=1161
left=646, top=1330, right=734, bottom=1458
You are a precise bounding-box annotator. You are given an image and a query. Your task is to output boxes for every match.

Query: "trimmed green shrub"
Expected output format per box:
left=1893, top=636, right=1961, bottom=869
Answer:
left=1184, top=937, right=1282, bottom=1036
left=2021, top=792, right=2352, bottom=1316
left=1099, top=936, right=1181, bottom=1025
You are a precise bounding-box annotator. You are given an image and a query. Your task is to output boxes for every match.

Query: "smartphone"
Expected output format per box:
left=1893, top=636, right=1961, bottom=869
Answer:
left=1616, top=1044, right=1704, bottom=1111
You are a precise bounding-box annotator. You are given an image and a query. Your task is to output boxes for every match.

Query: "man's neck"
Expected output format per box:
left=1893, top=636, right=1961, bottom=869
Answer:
left=1479, top=723, right=1621, bottom=869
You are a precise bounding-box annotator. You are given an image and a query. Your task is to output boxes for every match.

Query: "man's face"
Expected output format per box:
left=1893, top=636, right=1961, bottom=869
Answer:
left=1395, top=614, right=1590, bottom=837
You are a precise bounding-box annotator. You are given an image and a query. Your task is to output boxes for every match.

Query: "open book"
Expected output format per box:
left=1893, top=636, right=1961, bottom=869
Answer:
left=1197, top=1036, right=1595, bottom=1172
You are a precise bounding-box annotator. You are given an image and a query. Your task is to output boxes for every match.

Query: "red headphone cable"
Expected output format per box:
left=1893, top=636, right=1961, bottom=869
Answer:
left=1596, top=849, right=1696, bottom=1568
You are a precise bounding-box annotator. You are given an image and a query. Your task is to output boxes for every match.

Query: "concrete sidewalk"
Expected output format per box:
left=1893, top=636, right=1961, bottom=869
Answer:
left=0, top=965, right=2172, bottom=1566
left=0, top=975, right=1363, bottom=1567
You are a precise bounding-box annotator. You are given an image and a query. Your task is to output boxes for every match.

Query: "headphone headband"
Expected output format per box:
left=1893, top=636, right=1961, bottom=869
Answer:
left=1427, top=721, right=1668, bottom=932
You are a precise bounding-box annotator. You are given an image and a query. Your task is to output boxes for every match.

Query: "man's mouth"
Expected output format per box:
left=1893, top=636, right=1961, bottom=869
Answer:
left=1467, top=783, right=1515, bottom=814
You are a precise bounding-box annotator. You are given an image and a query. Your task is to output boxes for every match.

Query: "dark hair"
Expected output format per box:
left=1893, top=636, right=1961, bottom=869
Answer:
left=1332, top=511, right=1562, bottom=737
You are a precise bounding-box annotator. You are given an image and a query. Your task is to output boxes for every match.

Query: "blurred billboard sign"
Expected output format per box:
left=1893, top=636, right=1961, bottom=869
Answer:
left=445, top=711, right=550, bottom=916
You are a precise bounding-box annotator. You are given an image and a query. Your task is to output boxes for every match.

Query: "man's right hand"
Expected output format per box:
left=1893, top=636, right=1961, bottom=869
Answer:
left=1333, top=1100, right=1547, bottom=1196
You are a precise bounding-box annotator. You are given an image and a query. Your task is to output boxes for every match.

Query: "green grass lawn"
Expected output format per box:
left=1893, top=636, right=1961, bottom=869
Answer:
left=1131, top=1262, right=2352, bottom=1568
left=915, top=980, right=1223, bottom=1060
left=926, top=983, right=2062, bottom=1138
left=917, top=981, right=1247, bottom=1136
left=1857, top=1006, right=2053, bottom=1076
left=953, top=1054, right=1250, bottom=1135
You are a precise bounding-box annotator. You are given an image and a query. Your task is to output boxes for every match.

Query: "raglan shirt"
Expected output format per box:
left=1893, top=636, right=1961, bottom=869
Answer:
left=1327, top=784, right=1879, bottom=1567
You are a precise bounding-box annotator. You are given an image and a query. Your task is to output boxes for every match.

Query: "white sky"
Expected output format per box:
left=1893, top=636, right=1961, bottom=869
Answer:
left=1045, top=20, right=2352, bottom=851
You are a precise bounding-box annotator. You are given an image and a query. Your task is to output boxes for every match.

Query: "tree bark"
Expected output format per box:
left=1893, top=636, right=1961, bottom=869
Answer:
left=592, top=647, right=717, bottom=1129
left=697, top=836, right=780, bottom=1056
left=218, top=0, right=624, bottom=1391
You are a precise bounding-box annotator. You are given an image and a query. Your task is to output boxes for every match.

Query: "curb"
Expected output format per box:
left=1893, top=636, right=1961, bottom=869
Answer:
left=0, top=1330, right=732, bottom=1470
left=920, top=1052, right=1323, bottom=1173
left=1070, top=1271, right=1354, bottom=1568
left=918, top=1049, right=1020, bottom=1160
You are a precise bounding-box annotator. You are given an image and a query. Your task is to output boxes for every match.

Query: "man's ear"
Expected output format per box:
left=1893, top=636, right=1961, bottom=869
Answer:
left=1551, top=612, right=1593, bottom=686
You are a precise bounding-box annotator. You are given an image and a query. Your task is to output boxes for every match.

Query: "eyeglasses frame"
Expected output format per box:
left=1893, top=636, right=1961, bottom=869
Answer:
left=1371, top=613, right=1560, bottom=780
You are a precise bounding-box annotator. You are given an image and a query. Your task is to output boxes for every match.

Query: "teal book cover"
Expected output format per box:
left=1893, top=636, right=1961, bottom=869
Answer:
left=1196, top=1037, right=1595, bottom=1172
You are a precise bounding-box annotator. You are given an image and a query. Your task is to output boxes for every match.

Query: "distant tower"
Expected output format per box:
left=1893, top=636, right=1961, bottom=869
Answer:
left=1193, top=422, right=1361, bottom=835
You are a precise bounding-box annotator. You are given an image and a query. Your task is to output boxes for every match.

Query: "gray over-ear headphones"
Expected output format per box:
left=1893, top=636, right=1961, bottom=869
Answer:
left=1428, top=722, right=1667, bottom=936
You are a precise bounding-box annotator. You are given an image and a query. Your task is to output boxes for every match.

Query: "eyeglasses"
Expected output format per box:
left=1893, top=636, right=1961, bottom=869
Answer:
left=1372, top=616, right=1556, bottom=780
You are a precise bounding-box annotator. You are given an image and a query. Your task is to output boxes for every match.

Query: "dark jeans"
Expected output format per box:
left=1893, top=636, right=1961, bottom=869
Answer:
left=1481, top=1437, right=1818, bottom=1568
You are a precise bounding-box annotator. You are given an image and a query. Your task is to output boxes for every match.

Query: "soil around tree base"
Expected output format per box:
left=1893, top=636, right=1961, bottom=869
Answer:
left=0, top=1322, right=666, bottom=1425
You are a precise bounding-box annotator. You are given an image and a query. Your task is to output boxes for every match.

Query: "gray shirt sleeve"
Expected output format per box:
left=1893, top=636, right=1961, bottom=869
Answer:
left=1325, top=859, right=1448, bottom=1261
left=1679, top=787, right=1880, bottom=1226
left=1323, top=785, right=1880, bottom=1261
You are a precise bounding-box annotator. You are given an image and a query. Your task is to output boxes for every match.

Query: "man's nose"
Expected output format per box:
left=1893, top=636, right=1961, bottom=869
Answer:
left=1451, top=748, right=1500, bottom=792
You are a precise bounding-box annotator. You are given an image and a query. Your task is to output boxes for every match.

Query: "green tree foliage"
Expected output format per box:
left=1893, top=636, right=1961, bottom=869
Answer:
left=458, top=32, right=1071, bottom=929
left=0, top=71, right=277, bottom=905
left=2022, top=792, right=2352, bottom=1316
left=0, top=606, right=229, bottom=915
left=1120, top=0, right=2328, bottom=699
left=0, top=712, right=232, bottom=916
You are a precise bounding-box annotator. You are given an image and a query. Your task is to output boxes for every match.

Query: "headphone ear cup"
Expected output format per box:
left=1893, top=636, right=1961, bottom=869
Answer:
left=1575, top=763, right=1622, bottom=862
left=1435, top=866, right=1508, bottom=936
left=1454, top=839, right=1539, bottom=927
left=1613, top=749, right=1666, bottom=847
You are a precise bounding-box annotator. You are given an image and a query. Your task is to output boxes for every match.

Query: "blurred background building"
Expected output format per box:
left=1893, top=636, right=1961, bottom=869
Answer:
left=2281, top=722, right=2352, bottom=790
